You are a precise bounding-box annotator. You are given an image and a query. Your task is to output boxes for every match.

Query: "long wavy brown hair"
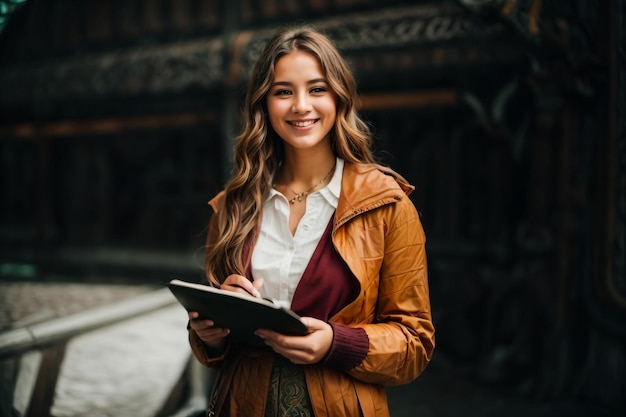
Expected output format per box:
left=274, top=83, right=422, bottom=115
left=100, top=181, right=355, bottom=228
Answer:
left=205, top=26, right=385, bottom=286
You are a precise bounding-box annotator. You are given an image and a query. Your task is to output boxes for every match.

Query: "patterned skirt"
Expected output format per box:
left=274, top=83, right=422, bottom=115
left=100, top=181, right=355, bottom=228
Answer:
left=264, top=357, right=314, bottom=417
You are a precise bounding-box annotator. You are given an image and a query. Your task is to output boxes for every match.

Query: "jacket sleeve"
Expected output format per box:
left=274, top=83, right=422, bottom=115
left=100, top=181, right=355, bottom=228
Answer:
left=189, top=328, right=229, bottom=367
left=346, top=196, right=435, bottom=386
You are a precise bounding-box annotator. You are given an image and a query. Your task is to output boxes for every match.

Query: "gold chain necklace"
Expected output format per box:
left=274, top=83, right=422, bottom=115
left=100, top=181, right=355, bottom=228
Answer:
left=287, top=165, right=335, bottom=205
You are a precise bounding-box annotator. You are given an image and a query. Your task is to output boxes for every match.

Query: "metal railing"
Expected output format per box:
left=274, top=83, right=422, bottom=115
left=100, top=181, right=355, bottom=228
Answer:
left=0, top=288, right=191, bottom=417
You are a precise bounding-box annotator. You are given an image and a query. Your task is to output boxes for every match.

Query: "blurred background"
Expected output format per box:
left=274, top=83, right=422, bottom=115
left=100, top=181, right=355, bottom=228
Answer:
left=0, top=0, right=624, bottom=416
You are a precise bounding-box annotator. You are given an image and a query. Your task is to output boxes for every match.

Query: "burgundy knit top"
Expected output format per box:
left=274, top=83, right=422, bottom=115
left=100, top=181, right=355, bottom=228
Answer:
left=249, top=218, right=369, bottom=372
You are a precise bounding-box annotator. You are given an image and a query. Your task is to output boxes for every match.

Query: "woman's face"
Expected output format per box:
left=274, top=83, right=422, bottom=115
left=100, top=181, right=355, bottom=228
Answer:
left=266, top=51, right=337, bottom=153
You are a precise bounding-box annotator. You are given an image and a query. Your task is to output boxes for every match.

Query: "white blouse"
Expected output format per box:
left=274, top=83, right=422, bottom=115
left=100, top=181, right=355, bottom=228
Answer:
left=251, top=158, right=344, bottom=308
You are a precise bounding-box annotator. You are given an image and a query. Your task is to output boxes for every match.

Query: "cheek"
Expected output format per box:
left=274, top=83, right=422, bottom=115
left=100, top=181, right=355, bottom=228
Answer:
left=267, top=100, right=289, bottom=119
left=266, top=101, right=285, bottom=129
left=323, top=101, right=338, bottom=123
left=321, top=97, right=338, bottom=118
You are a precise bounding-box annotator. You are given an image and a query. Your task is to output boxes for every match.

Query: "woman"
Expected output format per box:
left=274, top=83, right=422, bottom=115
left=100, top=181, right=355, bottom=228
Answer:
left=188, top=25, right=435, bottom=417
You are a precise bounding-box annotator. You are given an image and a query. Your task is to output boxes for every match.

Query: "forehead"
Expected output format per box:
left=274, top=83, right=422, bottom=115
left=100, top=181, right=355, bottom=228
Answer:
left=273, top=51, right=324, bottom=80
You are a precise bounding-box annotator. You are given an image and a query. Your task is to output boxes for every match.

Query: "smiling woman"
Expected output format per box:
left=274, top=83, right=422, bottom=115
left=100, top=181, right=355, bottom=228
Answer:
left=186, top=26, right=434, bottom=417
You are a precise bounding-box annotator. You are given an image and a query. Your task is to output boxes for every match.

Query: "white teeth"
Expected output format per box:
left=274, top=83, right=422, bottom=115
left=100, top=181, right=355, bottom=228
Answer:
left=290, top=120, right=316, bottom=127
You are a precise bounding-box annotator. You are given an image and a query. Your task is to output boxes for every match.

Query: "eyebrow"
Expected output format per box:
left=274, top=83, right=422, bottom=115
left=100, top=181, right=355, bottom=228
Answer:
left=271, top=78, right=327, bottom=87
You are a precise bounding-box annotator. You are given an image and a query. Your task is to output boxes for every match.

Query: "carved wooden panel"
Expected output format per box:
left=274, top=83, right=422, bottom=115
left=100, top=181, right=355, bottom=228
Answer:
left=0, top=1, right=520, bottom=116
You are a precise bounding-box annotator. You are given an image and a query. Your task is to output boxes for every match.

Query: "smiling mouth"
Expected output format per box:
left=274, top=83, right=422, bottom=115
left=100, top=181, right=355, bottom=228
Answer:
left=288, top=119, right=318, bottom=127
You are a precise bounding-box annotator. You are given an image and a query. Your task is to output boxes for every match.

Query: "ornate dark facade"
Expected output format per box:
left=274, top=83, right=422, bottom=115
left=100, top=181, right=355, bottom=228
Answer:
left=0, top=0, right=624, bottom=414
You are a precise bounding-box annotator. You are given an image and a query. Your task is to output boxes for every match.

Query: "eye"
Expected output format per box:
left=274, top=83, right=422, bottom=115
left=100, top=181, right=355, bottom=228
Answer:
left=310, top=86, right=328, bottom=94
left=273, top=89, right=292, bottom=96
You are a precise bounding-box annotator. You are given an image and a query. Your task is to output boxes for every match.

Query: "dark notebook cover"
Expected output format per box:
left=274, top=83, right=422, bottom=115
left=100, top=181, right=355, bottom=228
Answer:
left=168, top=278, right=308, bottom=348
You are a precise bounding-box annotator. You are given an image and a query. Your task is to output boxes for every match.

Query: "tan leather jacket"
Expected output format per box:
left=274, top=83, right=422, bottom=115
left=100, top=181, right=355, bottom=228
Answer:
left=189, top=162, right=435, bottom=417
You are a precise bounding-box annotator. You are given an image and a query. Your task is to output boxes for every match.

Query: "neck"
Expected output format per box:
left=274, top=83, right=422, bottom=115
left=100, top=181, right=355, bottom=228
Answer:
left=281, top=151, right=336, bottom=186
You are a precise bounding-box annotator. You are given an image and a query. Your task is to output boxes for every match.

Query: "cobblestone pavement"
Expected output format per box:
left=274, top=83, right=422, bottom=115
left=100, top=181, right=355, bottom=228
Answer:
left=0, top=281, right=156, bottom=332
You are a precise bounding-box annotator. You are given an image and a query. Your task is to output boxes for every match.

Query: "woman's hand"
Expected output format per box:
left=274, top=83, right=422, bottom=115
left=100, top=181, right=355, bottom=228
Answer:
left=187, top=311, right=230, bottom=351
left=188, top=275, right=263, bottom=350
left=221, top=274, right=264, bottom=298
left=255, top=317, right=333, bottom=364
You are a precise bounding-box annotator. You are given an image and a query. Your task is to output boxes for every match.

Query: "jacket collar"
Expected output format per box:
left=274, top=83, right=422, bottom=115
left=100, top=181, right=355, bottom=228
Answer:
left=334, top=162, right=414, bottom=229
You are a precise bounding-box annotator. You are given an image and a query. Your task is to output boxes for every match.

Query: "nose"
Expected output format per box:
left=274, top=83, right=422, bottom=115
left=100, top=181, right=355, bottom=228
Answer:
left=291, top=93, right=311, bottom=113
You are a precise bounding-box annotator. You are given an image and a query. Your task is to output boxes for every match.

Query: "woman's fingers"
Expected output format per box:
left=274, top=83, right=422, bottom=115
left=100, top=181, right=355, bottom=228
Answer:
left=221, top=274, right=261, bottom=297
left=196, top=326, right=230, bottom=342
left=188, top=311, right=230, bottom=347
left=255, top=317, right=333, bottom=364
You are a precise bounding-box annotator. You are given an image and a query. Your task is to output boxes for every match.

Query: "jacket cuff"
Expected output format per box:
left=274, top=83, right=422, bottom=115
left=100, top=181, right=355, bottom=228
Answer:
left=188, top=329, right=228, bottom=366
left=323, top=323, right=369, bottom=372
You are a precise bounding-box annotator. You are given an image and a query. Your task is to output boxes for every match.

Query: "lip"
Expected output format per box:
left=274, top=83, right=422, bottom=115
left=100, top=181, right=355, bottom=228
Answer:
left=287, top=119, right=319, bottom=129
